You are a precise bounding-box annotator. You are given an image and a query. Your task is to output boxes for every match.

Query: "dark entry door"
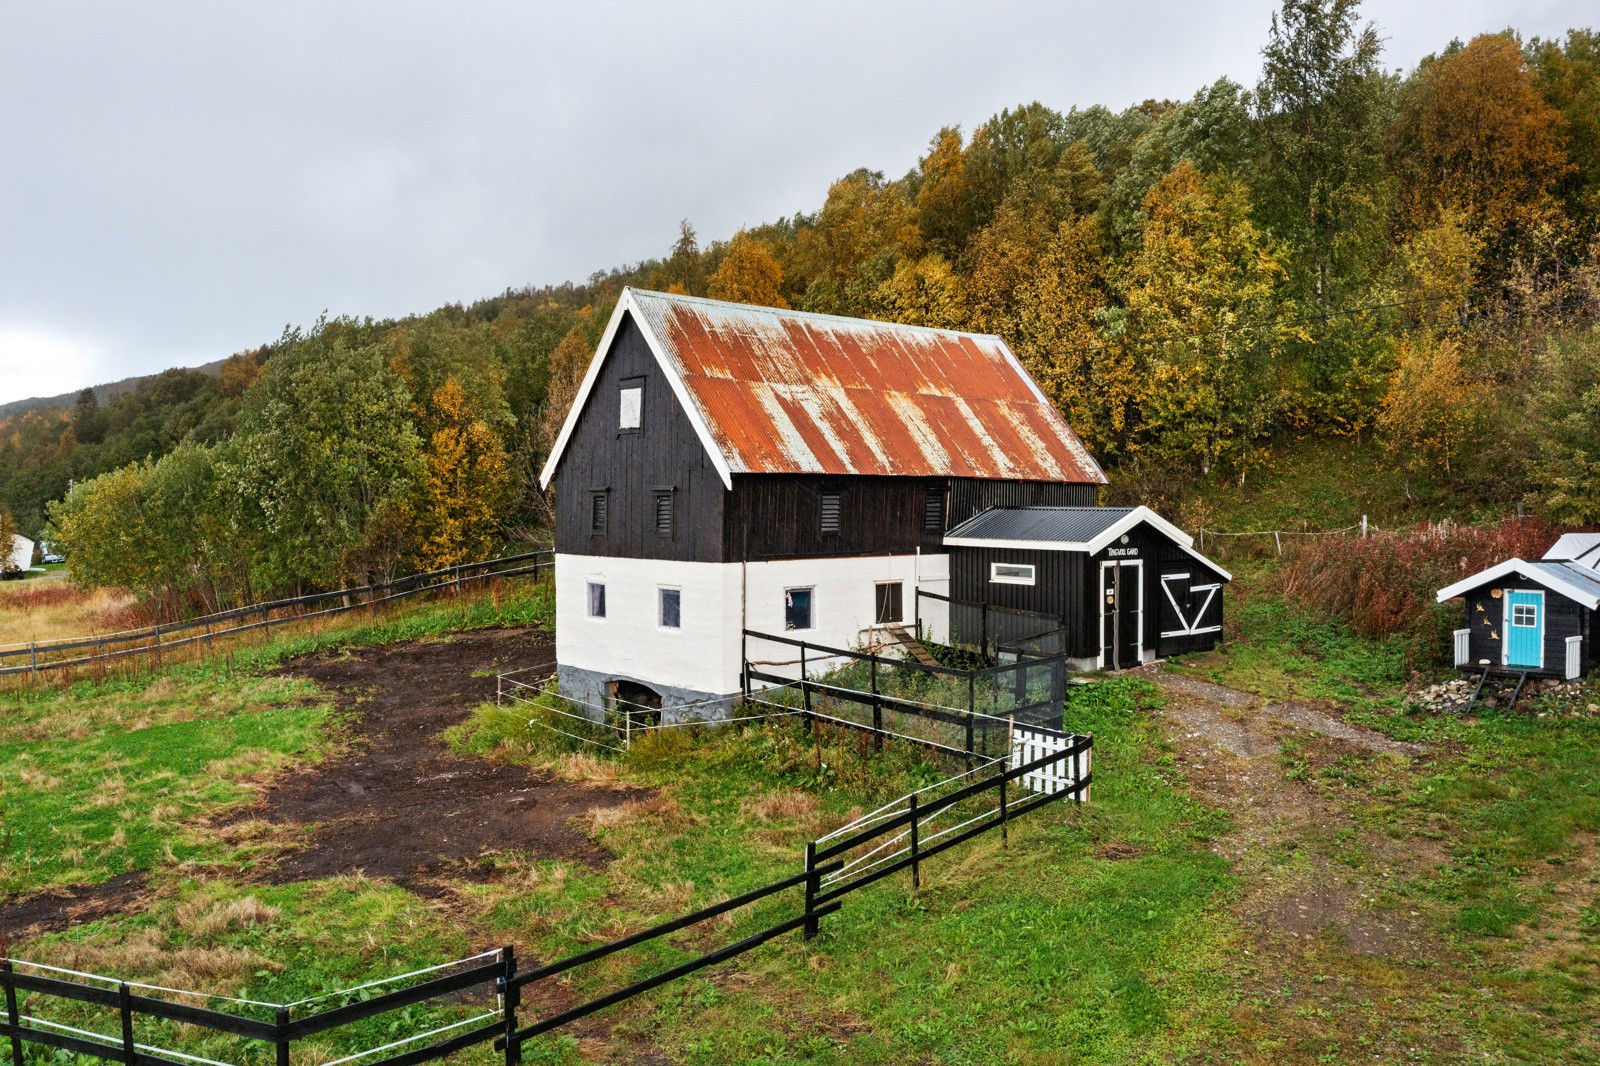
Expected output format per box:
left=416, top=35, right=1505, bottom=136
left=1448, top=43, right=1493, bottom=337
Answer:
left=1100, top=561, right=1143, bottom=669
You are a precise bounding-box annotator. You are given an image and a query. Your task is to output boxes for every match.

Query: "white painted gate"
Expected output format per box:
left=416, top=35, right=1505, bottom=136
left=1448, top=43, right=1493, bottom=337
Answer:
left=1009, top=724, right=1090, bottom=801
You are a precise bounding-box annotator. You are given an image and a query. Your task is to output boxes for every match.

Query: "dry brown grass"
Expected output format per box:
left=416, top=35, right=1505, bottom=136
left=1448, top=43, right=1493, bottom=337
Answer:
left=172, top=895, right=281, bottom=939
left=583, top=794, right=694, bottom=835
left=0, top=578, right=140, bottom=648
left=30, top=927, right=277, bottom=993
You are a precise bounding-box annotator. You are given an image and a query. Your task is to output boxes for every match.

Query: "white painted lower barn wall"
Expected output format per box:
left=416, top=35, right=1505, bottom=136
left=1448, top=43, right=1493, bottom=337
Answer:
left=555, top=552, right=950, bottom=715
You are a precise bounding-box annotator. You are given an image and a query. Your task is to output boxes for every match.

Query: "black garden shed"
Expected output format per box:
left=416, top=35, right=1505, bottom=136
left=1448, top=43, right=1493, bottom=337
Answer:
left=943, top=506, right=1231, bottom=671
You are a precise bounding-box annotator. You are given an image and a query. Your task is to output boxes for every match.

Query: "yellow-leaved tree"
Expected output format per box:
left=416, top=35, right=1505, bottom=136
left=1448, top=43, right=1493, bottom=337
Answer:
left=1377, top=333, right=1486, bottom=488
left=1119, top=162, right=1294, bottom=478
left=707, top=232, right=788, bottom=308
left=415, top=378, right=516, bottom=569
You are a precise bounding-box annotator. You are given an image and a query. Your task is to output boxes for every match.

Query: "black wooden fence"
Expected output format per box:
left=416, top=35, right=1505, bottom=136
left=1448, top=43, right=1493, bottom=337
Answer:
left=2, top=737, right=1089, bottom=1065
left=742, top=629, right=1069, bottom=760
left=0, top=552, right=552, bottom=679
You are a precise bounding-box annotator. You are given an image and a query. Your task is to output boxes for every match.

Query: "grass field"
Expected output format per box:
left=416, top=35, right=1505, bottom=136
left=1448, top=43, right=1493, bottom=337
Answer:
left=5, top=561, right=1600, bottom=1063
left=0, top=567, right=141, bottom=648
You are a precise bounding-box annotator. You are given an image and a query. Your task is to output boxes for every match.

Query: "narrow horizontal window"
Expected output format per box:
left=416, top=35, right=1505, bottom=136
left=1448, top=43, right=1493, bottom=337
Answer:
left=655, top=492, right=674, bottom=537
left=923, top=487, right=945, bottom=532
left=591, top=491, right=608, bottom=534
left=990, top=562, right=1036, bottom=586
left=820, top=493, right=842, bottom=535
left=659, top=587, right=681, bottom=629
left=587, top=581, right=606, bottom=618
left=785, top=587, right=814, bottom=631
left=875, top=581, right=904, bottom=624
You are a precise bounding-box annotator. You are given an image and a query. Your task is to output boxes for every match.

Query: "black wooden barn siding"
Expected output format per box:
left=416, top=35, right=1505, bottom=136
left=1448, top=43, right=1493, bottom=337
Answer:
left=950, top=547, right=1091, bottom=656
left=553, top=314, right=726, bottom=562
left=723, top=475, right=947, bottom=562
left=1462, top=584, right=1592, bottom=672
left=950, top=524, right=1226, bottom=662
left=947, top=479, right=1098, bottom=529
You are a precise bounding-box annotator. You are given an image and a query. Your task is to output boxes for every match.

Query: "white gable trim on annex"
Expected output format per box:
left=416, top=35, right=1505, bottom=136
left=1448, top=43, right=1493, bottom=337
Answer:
left=538, top=288, right=735, bottom=491
left=1436, top=558, right=1600, bottom=610
left=942, top=505, right=1234, bottom=582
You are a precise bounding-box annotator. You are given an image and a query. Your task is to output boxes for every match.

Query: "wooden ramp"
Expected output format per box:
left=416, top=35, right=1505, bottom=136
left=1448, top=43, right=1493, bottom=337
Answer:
left=879, top=624, right=941, bottom=667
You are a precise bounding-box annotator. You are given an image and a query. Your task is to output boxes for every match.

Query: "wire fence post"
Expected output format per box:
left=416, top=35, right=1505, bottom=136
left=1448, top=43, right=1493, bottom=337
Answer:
left=3, top=959, right=24, bottom=1066
left=275, top=1005, right=290, bottom=1066
left=908, top=791, right=920, bottom=891
left=500, top=944, right=521, bottom=1066
left=803, top=842, right=819, bottom=939
left=118, top=981, right=135, bottom=1066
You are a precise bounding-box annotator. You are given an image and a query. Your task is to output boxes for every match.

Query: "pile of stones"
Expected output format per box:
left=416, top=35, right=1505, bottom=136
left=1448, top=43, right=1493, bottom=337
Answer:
left=1406, top=674, right=1596, bottom=715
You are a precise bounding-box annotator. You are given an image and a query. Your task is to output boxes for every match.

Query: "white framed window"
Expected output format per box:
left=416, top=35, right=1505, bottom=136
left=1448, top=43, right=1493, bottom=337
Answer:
left=587, top=581, right=606, bottom=618
left=619, top=382, right=643, bottom=431
left=784, top=587, right=814, bottom=631
left=1512, top=602, right=1539, bottom=627
left=990, top=562, right=1036, bottom=586
left=659, top=587, right=681, bottom=629
left=875, top=581, right=904, bottom=624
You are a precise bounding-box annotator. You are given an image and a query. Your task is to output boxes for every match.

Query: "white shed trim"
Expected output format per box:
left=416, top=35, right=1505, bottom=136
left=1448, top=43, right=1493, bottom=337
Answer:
left=1436, top=558, right=1600, bottom=610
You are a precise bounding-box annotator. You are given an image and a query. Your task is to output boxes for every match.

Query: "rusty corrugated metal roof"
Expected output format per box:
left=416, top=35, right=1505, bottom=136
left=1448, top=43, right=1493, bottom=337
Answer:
left=627, top=289, right=1105, bottom=484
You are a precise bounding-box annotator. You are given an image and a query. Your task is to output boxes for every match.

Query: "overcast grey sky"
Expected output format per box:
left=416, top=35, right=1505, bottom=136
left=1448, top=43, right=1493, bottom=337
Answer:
left=0, top=0, right=1586, bottom=404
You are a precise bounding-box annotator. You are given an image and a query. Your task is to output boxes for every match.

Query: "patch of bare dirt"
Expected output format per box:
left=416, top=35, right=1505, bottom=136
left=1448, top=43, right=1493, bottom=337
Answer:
left=0, top=872, right=150, bottom=945
left=237, top=627, right=643, bottom=887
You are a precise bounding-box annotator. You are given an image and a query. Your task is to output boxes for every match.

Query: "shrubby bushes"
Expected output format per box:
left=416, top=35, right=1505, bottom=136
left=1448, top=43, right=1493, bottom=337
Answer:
left=1280, top=519, right=1559, bottom=658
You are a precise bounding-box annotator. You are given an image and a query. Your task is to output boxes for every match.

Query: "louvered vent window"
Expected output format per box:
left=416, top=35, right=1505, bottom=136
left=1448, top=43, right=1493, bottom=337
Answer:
left=820, top=493, right=842, bottom=535
left=655, top=492, right=674, bottom=537
left=924, top=487, right=945, bottom=532
left=591, top=491, right=608, bottom=534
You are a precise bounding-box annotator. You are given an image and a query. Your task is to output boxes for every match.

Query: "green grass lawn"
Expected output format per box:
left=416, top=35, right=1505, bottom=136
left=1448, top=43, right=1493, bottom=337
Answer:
left=9, top=567, right=1600, bottom=1063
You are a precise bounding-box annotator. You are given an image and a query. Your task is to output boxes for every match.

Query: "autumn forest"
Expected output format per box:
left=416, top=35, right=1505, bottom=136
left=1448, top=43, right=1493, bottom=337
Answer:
left=3, top=0, right=1599, bottom=614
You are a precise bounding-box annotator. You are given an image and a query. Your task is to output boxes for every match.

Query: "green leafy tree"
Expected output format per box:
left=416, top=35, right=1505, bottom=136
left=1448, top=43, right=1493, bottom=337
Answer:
left=223, top=343, right=423, bottom=591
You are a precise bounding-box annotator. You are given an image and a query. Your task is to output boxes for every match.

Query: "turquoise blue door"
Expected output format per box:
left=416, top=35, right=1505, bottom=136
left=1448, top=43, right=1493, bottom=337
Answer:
left=1505, top=590, right=1544, bottom=668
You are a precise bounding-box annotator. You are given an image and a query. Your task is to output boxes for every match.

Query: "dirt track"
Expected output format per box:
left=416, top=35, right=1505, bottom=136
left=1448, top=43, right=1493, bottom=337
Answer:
left=1, top=627, right=640, bottom=942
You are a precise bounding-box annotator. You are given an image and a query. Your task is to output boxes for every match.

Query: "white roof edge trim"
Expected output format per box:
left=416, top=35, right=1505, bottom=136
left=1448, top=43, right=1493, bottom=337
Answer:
left=538, top=288, right=735, bottom=491
left=1436, top=558, right=1600, bottom=609
left=1084, top=506, right=1192, bottom=554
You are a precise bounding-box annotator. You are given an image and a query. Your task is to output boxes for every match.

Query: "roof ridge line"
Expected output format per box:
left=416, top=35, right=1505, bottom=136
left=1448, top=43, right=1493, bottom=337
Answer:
left=626, top=286, right=1005, bottom=342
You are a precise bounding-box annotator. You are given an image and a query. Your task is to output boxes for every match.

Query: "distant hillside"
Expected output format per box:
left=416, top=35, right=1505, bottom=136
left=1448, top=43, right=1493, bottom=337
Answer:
left=0, top=357, right=229, bottom=420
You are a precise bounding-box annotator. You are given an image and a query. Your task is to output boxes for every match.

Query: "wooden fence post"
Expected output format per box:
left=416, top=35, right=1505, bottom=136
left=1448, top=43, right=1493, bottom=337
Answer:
left=908, top=792, right=920, bottom=891
left=999, top=772, right=1009, bottom=846
left=801, top=642, right=812, bottom=727
left=275, top=1005, right=290, bottom=1066
left=26, top=644, right=35, bottom=680
left=500, top=943, right=521, bottom=1066
left=118, top=982, right=135, bottom=1066
left=3, top=959, right=24, bottom=1066
left=803, top=842, right=819, bottom=939
left=869, top=654, right=881, bottom=751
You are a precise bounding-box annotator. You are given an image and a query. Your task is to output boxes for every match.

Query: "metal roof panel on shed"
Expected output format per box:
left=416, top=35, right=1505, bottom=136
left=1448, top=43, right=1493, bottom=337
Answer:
left=1544, top=533, right=1600, bottom=568
left=541, top=289, right=1107, bottom=488
left=1437, top=558, right=1600, bottom=609
left=944, top=506, right=1137, bottom=544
